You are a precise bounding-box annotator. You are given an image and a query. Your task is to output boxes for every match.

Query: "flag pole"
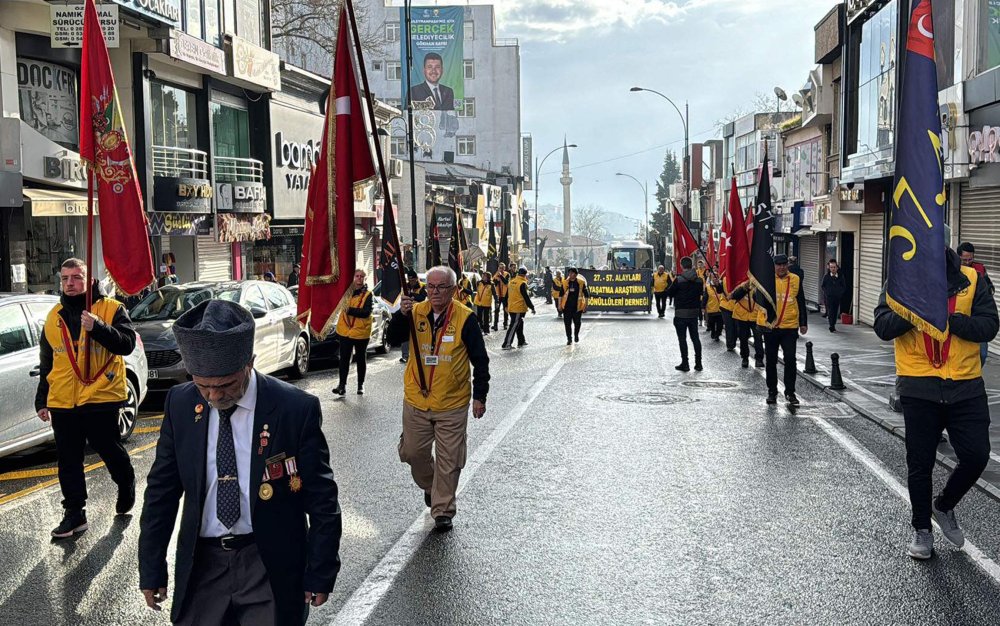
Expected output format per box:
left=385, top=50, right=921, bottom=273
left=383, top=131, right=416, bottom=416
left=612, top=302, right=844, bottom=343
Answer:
left=84, top=149, right=95, bottom=381
left=345, top=0, right=427, bottom=393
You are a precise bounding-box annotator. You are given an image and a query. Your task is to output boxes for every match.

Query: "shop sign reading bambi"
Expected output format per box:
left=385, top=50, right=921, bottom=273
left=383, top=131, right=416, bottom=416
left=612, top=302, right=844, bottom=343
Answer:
left=51, top=4, right=119, bottom=48
left=968, top=125, right=1000, bottom=169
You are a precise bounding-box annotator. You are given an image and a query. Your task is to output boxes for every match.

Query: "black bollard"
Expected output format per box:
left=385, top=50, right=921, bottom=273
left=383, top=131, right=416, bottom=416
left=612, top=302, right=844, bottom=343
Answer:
left=830, top=353, right=846, bottom=390
left=804, top=341, right=817, bottom=375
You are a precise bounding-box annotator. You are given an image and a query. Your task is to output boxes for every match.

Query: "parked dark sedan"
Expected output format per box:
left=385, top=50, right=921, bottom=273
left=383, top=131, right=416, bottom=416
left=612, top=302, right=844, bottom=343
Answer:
left=131, top=281, right=309, bottom=390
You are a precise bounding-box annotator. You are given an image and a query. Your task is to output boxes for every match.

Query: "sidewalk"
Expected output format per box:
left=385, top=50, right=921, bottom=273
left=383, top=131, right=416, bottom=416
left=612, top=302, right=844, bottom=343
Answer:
left=788, top=317, right=1000, bottom=500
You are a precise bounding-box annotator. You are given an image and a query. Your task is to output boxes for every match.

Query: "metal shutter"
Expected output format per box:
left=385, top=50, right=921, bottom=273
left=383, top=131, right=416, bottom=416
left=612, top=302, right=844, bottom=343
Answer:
left=196, top=236, right=232, bottom=282
left=959, top=182, right=1000, bottom=353
left=858, top=213, right=884, bottom=326
left=798, top=235, right=821, bottom=306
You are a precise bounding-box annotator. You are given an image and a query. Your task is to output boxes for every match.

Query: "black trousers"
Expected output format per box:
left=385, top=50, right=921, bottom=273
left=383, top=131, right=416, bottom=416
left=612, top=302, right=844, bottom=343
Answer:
left=476, top=305, right=491, bottom=333
left=763, top=328, right=799, bottom=395
left=722, top=309, right=737, bottom=350
left=502, top=313, right=527, bottom=347
left=826, top=296, right=842, bottom=330
left=901, top=394, right=991, bottom=530
left=51, top=407, right=134, bottom=512
left=564, top=310, right=582, bottom=340
left=654, top=292, right=668, bottom=317
left=736, top=319, right=764, bottom=362
left=673, top=317, right=702, bottom=364
left=706, top=312, right=723, bottom=339
left=338, top=336, right=370, bottom=387
left=493, top=298, right=509, bottom=329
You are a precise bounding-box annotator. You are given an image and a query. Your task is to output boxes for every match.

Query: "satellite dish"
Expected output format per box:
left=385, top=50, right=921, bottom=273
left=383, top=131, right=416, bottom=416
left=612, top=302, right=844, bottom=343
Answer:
left=792, top=93, right=804, bottom=107
left=774, top=86, right=788, bottom=101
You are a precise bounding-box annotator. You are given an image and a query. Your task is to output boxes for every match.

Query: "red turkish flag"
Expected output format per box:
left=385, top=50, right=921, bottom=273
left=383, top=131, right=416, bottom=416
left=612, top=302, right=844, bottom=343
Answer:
left=706, top=222, right=716, bottom=270
left=79, top=0, right=154, bottom=295
left=672, top=203, right=699, bottom=273
left=721, top=178, right=750, bottom=289
left=297, top=5, right=376, bottom=339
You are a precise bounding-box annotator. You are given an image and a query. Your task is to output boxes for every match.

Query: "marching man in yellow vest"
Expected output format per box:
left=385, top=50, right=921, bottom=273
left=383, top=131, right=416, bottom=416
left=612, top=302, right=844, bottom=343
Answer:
left=758, top=254, right=807, bottom=405
left=36, top=258, right=138, bottom=538
left=502, top=267, right=536, bottom=350
left=702, top=270, right=724, bottom=341
left=333, top=269, right=373, bottom=396
left=874, top=248, right=998, bottom=560
left=653, top=265, right=670, bottom=318
left=473, top=270, right=494, bottom=335
left=560, top=267, right=590, bottom=345
left=391, top=266, right=491, bottom=532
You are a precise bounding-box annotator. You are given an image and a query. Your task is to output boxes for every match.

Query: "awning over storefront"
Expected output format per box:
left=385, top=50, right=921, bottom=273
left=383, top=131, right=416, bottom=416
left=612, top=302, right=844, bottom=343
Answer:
left=23, top=188, right=98, bottom=217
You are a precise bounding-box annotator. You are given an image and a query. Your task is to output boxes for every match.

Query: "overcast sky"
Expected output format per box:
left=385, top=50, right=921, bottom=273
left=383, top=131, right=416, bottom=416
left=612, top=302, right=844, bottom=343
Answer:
left=488, top=0, right=841, bottom=222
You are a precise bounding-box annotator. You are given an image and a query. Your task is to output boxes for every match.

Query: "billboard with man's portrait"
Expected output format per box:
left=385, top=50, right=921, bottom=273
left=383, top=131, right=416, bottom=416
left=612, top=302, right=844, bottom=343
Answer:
left=400, top=6, right=464, bottom=111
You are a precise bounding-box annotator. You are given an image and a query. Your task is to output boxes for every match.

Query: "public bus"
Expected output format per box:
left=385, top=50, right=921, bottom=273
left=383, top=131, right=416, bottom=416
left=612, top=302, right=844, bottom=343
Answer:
left=608, top=240, right=655, bottom=270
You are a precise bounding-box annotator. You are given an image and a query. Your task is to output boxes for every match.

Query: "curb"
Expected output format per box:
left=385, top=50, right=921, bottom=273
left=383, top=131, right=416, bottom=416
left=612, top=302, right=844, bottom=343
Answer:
left=794, top=364, right=1000, bottom=504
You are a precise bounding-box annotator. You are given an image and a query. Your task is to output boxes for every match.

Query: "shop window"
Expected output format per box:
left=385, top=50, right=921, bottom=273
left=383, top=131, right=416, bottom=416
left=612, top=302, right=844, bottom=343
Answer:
left=234, top=0, right=262, bottom=46
left=385, top=22, right=400, bottom=43
left=463, top=59, right=475, bottom=80
left=211, top=101, right=250, bottom=159
left=204, top=0, right=222, bottom=45
left=457, top=98, right=476, bottom=118
left=390, top=137, right=406, bottom=156
left=457, top=135, right=476, bottom=156
left=464, top=21, right=474, bottom=40
left=852, top=0, right=897, bottom=159
left=16, top=57, right=79, bottom=150
left=152, top=82, right=204, bottom=177
left=386, top=61, right=402, bottom=81
left=183, top=0, right=202, bottom=40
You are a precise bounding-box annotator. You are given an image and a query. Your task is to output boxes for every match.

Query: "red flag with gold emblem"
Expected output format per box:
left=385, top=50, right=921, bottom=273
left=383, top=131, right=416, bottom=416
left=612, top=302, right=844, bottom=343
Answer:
left=79, top=0, right=154, bottom=295
left=297, top=4, right=376, bottom=339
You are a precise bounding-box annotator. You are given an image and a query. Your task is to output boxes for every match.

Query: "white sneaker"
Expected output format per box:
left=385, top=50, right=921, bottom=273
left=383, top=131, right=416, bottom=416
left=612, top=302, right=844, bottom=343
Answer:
left=932, top=501, right=965, bottom=548
left=908, top=529, right=934, bottom=560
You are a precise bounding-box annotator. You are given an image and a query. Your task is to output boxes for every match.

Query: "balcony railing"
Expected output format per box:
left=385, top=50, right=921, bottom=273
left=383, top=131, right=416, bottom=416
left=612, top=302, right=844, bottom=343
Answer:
left=152, top=145, right=209, bottom=179
left=214, top=156, right=264, bottom=183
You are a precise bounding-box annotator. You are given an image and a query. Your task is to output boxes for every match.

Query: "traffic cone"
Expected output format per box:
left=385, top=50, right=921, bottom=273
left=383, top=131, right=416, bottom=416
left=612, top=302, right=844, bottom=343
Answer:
left=830, top=353, right=846, bottom=390
left=804, top=341, right=817, bottom=375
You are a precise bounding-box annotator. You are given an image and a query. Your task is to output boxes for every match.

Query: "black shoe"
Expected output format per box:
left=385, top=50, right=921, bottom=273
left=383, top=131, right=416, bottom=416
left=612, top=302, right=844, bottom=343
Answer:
left=434, top=516, right=453, bottom=532
left=741, top=358, right=749, bottom=368
left=518, top=342, right=528, bottom=348
left=785, top=393, right=800, bottom=406
left=694, top=362, right=703, bottom=372
left=766, top=393, right=778, bottom=405
left=567, top=339, right=572, bottom=345
left=675, top=363, right=690, bottom=372
left=357, top=384, right=365, bottom=395
left=755, top=359, right=765, bottom=369
left=116, top=482, right=136, bottom=516
left=574, top=335, right=579, bottom=343
left=399, top=357, right=408, bottom=364
left=333, top=386, right=346, bottom=396
left=424, top=492, right=432, bottom=507
left=829, top=327, right=837, bottom=333
left=51, top=510, right=88, bottom=539
left=492, top=326, right=498, bottom=332
left=727, top=347, right=736, bottom=352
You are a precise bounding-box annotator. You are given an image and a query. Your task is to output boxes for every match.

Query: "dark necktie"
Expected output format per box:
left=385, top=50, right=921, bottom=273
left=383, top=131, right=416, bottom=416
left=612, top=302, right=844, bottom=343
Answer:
left=216, top=405, right=240, bottom=530
left=433, top=87, right=441, bottom=107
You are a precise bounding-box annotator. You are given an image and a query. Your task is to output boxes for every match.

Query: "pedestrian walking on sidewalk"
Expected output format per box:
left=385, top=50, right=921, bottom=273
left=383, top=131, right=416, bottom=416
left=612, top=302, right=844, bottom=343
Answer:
left=492, top=263, right=510, bottom=331
left=139, top=299, right=342, bottom=624
left=703, top=270, right=724, bottom=341
left=400, top=269, right=427, bottom=364
left=560, top=267, right=590, bottom=344
left=333, top=270, right=373, bottom=396
left=502, top=267, right=536, bottom=349
left=653, top=265, right=670, bottom=318
left=473, top=270, right=494, bottom=335
left=874, top=248, right=999, bottom=560
left=666, top=257, right=704, bottom=371
left=958, top=242, right=996, bottom=365
left=821, top=259, right=847, bottom=333
left=389, top=266, right=490, bottom=532
left=37, top=258, right=137, bottom=539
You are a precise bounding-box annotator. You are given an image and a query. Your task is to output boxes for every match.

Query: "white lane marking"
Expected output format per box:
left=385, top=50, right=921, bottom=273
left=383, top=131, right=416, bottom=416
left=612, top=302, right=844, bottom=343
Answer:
left=812, top=415, right=1000, bottom=583
left=329, top=315, right=602, bottom=625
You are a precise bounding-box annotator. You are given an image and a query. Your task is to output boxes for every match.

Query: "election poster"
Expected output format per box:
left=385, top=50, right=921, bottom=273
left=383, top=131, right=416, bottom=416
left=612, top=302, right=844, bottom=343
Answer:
left=400, top=6, right=464, bottom=111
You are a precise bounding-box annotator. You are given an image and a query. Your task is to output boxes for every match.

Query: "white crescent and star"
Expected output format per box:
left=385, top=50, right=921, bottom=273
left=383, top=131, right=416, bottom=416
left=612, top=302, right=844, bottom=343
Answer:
left=917, top=15, right=933, bottom=40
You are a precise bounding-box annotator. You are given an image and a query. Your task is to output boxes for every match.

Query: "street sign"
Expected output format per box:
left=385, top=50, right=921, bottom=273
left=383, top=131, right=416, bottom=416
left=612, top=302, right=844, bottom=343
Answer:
left=51, top=4, right=119, bottom=49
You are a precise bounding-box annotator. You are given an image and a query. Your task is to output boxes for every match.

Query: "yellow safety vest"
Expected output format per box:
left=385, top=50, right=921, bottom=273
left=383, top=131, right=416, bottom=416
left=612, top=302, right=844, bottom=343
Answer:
left=559, top=276, right=588, bottom=312
left=653, top=272, right=670, bottom=293
left=731, top=283, right=757, bottom=322
left=895, top=266, right=981, bottom=380
left=455, top=276, right=473, bottom=308
left=756, top=273, right=802, bottom=330
left=336, top=290, right=373, bottom=340
left=404, top=300, right=475, bottom=411
left=43, top=298, right=128, bottom=409
left=495, top=271, right=510, bottom=298
left=551, top=277, right=564, bottom=301
left=705, top=283, right=722, bottom=314
left=473, top=281, right=493, bottom=307
left=719, top=278, right=735, bottom=312
left=507, top=275, right=529, bottom=313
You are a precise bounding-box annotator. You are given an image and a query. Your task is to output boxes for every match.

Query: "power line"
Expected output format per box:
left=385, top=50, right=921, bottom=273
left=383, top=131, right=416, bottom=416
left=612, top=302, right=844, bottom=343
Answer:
left=539, top=125, right=718, bottom=176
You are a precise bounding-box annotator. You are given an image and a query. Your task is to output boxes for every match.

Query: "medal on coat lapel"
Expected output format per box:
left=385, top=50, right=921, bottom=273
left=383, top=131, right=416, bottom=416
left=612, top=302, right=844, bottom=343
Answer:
left=259, top=483, right=273, bottom=501
left=194, top=403, right=204, bottom=422
left=258, top=425, right=270, bottom=455
left=285, top=456, right=302, bottom=492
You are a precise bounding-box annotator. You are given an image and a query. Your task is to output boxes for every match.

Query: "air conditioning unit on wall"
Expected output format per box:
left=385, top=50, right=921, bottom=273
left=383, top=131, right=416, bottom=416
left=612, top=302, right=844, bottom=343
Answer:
left=389, top=159, right=403, bottom=178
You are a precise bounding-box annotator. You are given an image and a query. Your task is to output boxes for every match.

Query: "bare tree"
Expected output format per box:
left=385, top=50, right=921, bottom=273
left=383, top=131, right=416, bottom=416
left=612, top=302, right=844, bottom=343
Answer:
left=573, top=204, right=610, bottom=244
left=271, top=0, right=386, bottom=76
left=713, top=91, right=797, bottom=132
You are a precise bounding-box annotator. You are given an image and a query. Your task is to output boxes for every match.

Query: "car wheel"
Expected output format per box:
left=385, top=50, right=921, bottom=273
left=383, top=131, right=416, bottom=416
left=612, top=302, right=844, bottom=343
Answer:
left=374, top=320, right=389, bottom=354
left=119, top=376, right=139, bottom=442
left=288, top=335, right=309, bottom=379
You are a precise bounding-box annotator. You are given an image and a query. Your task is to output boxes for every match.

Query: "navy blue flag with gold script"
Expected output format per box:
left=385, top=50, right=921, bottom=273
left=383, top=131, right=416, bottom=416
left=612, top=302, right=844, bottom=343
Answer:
left=887, top=0, right=948, bottom=340
left=748, top=153, right=777, bottom=324
left=498, top=208, right=510, bottom=266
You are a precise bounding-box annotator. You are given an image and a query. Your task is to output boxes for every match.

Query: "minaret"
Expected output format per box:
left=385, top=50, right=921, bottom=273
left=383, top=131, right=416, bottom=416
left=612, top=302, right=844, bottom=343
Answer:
left=560, top=137, right=573, bottom=237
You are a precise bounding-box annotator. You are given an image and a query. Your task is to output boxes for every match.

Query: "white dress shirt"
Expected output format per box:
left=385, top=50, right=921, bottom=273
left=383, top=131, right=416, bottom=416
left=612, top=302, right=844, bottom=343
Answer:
left=200, top=371, right=257, bottom=537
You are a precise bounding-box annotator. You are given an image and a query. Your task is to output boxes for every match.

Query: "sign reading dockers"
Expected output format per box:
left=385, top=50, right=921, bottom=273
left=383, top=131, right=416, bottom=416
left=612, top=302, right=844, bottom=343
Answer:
left=578, top=269, right=652, bottom=313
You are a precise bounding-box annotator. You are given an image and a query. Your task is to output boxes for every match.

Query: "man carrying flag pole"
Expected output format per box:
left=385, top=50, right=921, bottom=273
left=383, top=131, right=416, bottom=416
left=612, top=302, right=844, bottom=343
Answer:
left=873, top=0, right=998, bottom=561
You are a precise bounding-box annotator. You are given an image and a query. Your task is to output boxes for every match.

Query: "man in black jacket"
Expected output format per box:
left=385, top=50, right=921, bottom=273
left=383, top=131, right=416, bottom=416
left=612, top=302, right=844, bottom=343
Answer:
left=821, top=259, right=847, bottom=332
left=37, top=258, right=137, bottom=538
left=139, top=300, right=342, bottom=624
left=873, top=248, right=998, bottom=560
left=665, top=257, right=704, bottom=371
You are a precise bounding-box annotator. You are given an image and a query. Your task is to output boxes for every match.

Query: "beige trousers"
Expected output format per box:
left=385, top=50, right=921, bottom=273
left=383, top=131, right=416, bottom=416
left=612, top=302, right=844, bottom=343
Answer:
left=398, top=402, right=469, bottom=518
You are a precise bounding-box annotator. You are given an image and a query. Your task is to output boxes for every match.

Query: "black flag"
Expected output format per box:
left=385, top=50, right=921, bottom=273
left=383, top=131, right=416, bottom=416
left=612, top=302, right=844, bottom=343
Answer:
left=487, top=210, right=498, bottom=273
left=748, top=153, right=777, bottom=323
left=428, top=204, right=442, bottom=267
left=377, top=202, right=403, bottom=311
left=449, top=207, right=464, bottom=276
left=498, top=209, right=510, bottom=266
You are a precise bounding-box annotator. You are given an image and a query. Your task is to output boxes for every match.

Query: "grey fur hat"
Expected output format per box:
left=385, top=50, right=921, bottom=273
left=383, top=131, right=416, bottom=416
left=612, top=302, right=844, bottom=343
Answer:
left=173, top=299, right=255, bottom=377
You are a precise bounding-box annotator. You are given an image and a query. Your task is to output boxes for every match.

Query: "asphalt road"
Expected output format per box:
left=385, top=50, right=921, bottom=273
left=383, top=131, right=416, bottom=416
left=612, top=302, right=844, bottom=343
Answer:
left=1, top=305, right=1000, bottom=625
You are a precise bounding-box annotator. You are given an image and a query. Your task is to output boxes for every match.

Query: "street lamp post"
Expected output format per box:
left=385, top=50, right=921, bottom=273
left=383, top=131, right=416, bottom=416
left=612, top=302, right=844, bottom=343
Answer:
left=534, top=143, right=577, bottom=268
left=403, top=0, right=419, bottom=268
left=615, top=173, right=648, bottom=243
left=630, top=87, right=689, bottom=225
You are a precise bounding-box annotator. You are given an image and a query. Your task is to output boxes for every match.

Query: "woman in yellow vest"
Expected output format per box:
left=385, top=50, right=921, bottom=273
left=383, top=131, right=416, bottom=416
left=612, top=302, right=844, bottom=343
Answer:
left=552, top=270, right=565, bottom=318
left=702, top=270, right=724, bottom=341
left=874, top=249, right=998, bottom=560
left=473, top=270, right=494, bottom=334
left=334, top=269, right=374, bottom=396
left=560, top=267, right=590, bottom=344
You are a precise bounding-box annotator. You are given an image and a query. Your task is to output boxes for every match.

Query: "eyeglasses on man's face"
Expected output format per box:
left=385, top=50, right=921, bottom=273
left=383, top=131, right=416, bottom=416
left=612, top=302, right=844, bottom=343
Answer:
left=425, top=283, right=455, bottom=292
